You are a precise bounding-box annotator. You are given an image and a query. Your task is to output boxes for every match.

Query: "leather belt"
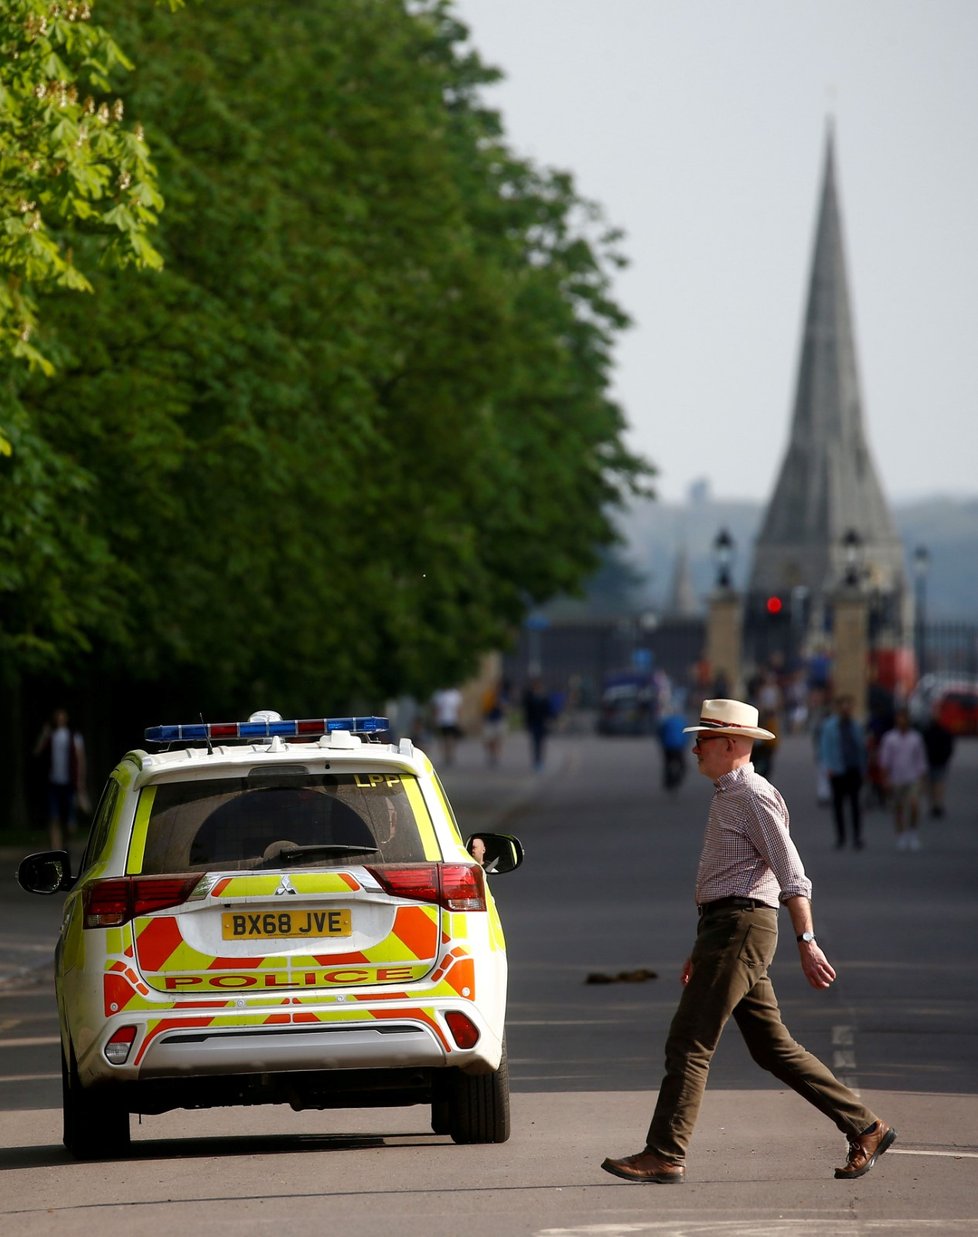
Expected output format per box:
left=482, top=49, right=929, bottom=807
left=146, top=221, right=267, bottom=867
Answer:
left=697, top=896, right=774, bottom=917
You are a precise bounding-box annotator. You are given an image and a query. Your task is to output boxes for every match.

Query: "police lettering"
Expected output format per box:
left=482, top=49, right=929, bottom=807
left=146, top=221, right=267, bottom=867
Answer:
left=163, top=964, right=418, bottom=990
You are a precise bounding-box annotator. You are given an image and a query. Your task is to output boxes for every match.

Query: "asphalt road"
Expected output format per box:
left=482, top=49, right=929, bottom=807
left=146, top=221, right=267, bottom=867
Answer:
left=2, top=723, right=977, bottom=1235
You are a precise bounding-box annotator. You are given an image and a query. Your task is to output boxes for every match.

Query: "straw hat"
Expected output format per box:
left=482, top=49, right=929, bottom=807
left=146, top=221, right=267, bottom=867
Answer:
left=683, top=699, right=776, bottom=742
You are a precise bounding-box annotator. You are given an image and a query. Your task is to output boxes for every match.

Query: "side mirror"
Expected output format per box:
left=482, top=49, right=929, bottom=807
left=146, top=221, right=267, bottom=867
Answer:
left=17, top=850, right=74, bottom=895
left=465, top=832, right=524, bottom=875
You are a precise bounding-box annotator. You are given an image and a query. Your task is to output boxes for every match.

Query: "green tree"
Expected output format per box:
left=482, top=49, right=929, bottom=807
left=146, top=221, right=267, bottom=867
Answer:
left=3, top=0, right=652, bottom=777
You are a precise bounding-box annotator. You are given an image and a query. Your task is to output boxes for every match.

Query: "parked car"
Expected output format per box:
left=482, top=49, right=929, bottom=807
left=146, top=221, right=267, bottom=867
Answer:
left=18, top=712, right=523, bottom=1159
left=596, top=674, right=658, bottom=736
left=934, top=687, right=978, bottom=736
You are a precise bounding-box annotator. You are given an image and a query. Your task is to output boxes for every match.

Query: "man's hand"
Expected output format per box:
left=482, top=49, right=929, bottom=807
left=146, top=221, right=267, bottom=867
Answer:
left=799, top=940, right=837, bottom=990
left=681, top=957, right=693, bottom=986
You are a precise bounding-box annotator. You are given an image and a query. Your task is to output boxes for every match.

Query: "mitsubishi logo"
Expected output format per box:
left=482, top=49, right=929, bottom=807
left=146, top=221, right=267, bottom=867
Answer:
left=274, top=875, right=297, bottom=896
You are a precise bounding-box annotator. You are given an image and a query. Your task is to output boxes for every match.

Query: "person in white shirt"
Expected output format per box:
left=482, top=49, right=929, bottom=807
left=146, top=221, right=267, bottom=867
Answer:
left=878, top=708, right=928, bottom=850
left=431, top=687, right=463, bottom=766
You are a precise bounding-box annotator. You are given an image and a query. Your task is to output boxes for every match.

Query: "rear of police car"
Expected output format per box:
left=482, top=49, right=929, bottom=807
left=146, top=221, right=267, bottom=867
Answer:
left=37, top=715, right=520, bottom=1157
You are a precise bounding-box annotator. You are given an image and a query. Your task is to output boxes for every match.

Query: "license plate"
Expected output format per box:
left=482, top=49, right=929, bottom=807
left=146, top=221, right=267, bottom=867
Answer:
left=221, top=909, right=351, bottom=940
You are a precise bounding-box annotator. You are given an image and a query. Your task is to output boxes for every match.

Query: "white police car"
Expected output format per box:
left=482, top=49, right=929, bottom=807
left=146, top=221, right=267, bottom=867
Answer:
left=18, top=713, right=523, bottom=1159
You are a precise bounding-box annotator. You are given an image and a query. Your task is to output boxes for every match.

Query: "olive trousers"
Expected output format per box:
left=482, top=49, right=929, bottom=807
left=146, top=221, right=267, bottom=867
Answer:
left=645, top=904, right=877, bottom=1164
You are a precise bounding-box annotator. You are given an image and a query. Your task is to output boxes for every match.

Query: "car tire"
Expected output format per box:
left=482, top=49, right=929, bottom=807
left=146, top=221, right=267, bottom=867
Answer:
left=445, top=1040, right=511, bottom=1145
left=62, top=1047, right=131, bottom=1160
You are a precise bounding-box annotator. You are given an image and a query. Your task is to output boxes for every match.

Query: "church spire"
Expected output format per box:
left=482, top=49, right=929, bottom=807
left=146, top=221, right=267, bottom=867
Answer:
left=749, top=125, right=904, bottom=610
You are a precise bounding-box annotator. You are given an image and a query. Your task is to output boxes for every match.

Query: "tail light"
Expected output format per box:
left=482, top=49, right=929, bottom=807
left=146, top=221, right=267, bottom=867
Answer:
left=83, top=875, right=199, bottom=928
left=104, top=1025, right=137, bottom=1065
left=365, top=864, right=486, bottom=912
left=445, top=1011, right=480, bottom=1049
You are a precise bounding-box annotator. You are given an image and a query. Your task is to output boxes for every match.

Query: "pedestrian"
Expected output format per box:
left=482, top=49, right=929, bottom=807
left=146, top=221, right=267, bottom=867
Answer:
left=601, top=698, right=895, bottom=1185
left=33, top=707, right=88, bottom=851
left=921, top=707, right=955, bottom=819
left=878, top=708, right=928, bottom=850
left=430, top=687, right=463, bottom=767
left=480, top=680, right=508, bottom=768
left=751, top=707, right=779, bottom=779
left=657, top=705, right=687, bottom=791
left=818, top=695, right=868, bottom=849
left=522, top=677, right=553, bottom=771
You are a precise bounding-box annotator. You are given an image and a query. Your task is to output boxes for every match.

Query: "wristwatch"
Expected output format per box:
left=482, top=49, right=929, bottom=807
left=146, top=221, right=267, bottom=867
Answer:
left=796, top=931, right=816, bottom=944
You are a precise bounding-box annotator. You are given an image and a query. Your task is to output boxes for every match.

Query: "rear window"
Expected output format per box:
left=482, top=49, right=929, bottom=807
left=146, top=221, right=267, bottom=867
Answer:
left=137, top=769, right=434, bottom=874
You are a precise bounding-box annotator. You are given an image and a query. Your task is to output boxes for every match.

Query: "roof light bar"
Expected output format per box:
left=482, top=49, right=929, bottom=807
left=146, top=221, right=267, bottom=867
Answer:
left=144, top=717, right=390, bottom=744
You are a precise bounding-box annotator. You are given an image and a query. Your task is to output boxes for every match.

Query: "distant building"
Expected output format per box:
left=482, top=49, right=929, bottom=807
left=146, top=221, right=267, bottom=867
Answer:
left=666, top=542, right=700, bottom=617
left=748, top=125, right=907, bottom=646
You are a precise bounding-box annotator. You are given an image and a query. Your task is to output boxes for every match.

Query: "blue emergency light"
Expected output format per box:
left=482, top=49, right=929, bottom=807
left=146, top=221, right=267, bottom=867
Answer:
left=144, top=716, right=390, bottom=744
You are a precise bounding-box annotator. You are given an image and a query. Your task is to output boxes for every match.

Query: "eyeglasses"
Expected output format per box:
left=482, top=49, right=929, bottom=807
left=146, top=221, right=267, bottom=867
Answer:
left=693, top=733, right=727, bottom=746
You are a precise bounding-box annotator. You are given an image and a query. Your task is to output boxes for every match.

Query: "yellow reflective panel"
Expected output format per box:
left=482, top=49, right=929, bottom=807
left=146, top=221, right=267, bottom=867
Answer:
left=403, top=778, right=441, bottom=859
left=126, top=785, right=156, bottom=874
left=429, top=772, right=464, bottom=847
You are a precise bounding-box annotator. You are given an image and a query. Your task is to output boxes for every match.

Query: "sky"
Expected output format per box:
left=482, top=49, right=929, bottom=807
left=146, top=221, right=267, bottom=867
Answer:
left=451, top=0, right=978, bottom=505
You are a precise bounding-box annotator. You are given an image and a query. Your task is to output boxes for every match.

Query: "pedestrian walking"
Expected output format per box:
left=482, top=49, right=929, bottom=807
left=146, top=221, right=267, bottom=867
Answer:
left=921, top=708, right=955, bottom=819
left=480, top=679, right=509, bottom=768
left=601, top=698, right=895, bottom=1185
left=878, top=708, right=928, bottom=850
left=33, top=707, right=88, bottom=850
left=522, top=677, right=553, bottom=771
left=657, top=705, right=687, bottom=791
left=430, top=687, right=463, bottom=767
left=818, top=695, right=868, bottom=848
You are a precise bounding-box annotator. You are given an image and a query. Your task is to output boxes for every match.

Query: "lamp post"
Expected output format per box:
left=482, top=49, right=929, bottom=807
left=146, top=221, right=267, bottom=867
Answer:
left=706, top=528, right=741, bottom=697
left=713, top=527, right=734, bottom=590
left=913, top=545, right=930, bottom=679
left=842, top=528, right=863, bottom=587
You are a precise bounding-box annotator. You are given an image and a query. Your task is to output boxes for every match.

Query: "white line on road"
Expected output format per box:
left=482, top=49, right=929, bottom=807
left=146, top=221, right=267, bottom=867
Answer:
left=890, top=1147, right=978, bottom=1158
left=0, top=1036, right=60, bottom=1048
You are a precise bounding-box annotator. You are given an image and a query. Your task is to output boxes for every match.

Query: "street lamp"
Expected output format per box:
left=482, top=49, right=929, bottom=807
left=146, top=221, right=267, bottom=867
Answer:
left=713, top=528, right=735, bottom=590
left=913, top=545, right=930, bottom=677
left=842, top=528, right=863, bottom=587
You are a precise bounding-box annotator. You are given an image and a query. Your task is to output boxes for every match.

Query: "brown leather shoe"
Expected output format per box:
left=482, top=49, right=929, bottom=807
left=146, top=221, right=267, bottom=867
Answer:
left=834, top=1120, right=897, bottom=1179
left=601, top=1150, right=685, bottom=1184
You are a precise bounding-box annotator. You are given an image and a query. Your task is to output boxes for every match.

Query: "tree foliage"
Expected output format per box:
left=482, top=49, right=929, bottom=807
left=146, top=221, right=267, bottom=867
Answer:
left=0, top=0, right=182, bottom=394
left=1, top=0, right=653, bottom=718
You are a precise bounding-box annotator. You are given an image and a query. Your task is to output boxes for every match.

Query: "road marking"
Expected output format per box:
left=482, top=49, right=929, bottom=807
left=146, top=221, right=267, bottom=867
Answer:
left=509, top=1019, right=626, bottom=1026
left=890, top=1148, right=978, bottom=1159
left=537, top=1221, right=978, bottom=1235
left=0, top=1073, right=59, bottom=1083
left=0, top=1036, right=60, bottom=1048
left=831, top=1024, right=859, bottom=1091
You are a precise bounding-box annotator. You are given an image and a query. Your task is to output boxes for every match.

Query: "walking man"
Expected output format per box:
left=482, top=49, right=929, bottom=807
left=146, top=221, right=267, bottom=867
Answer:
left=818, top=695, right=868, bottom=848
left=602, top=699, right=895, bottom=1184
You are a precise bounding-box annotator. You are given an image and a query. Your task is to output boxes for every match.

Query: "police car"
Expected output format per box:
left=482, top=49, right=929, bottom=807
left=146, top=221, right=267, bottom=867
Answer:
left=18, top=713, right=523, bottom=1159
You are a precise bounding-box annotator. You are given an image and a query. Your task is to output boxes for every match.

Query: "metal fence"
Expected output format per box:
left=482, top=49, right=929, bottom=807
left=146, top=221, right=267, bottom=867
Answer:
left=918, top=622, right=978, bottom=679
left=502, top=616, right=706, bottom=705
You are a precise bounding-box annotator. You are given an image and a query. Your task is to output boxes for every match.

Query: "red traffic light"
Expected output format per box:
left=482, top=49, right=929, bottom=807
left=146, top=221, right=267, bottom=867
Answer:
left=765, top=596, right=784, bottom=615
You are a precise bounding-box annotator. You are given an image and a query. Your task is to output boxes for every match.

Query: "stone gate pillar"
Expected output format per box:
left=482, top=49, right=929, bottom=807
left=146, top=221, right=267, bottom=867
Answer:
left=832, top=590, right=869, bottom=718
left=706, top=590, right=743, bottom=699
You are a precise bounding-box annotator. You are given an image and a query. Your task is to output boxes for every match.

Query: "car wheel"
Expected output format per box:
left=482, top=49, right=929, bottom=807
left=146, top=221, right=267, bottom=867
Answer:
left=445, top=1040, right=511, bottom=1145
left=62, top=1047, right=131, bottom=1160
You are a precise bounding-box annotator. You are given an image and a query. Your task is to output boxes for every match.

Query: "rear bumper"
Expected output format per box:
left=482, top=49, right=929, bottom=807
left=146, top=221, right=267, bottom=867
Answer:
left=142, top=1017, right=442, bottom=1075
left=74, top=999, right=503, bottom=1091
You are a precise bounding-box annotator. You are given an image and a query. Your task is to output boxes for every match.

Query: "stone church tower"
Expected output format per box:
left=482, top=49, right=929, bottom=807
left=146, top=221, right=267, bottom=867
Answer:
left=748, top=126, right=906, bottom=634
